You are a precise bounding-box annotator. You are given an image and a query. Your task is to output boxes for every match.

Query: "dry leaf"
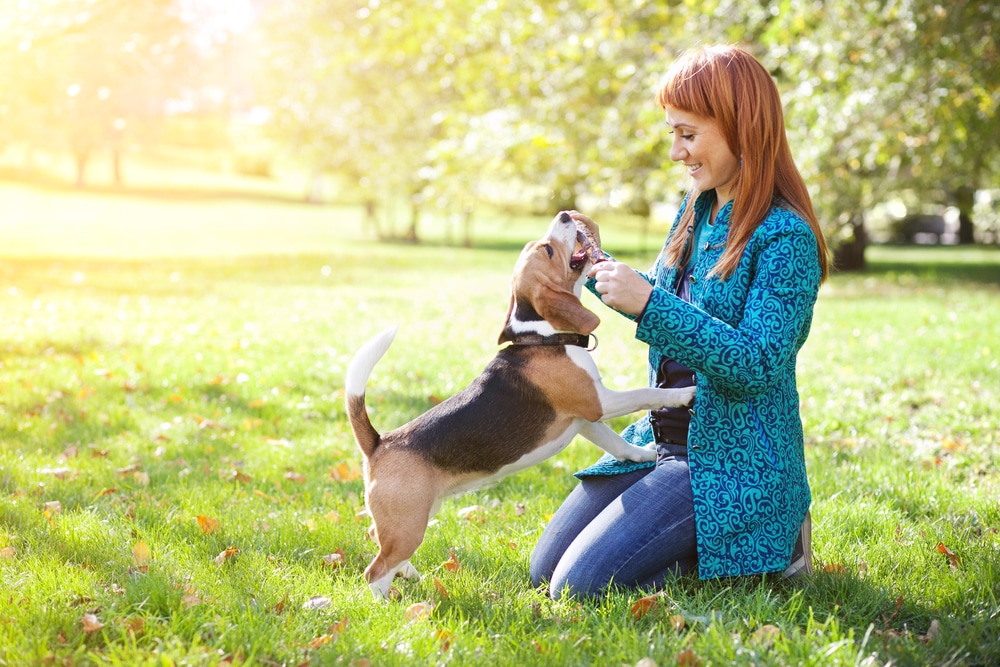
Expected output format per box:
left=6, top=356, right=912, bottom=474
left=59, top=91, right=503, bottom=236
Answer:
left=181, top=594, right=202, bottom=608
left=116, top=463, right=141, bottom=476
left=457, top=505, right=487, bottom=523
left=434, top=628, right=454, bottom=652
left=329, top=462, right=362, bottom=482
left=227, top=470, right=252, bottom=484
left=753, top=624, right=781, bottom=645
left=676, top=649, right=702, bottom=667
left=196, top=515, right=220, bottom=535
left=38, top=467, right=75, bottom=480
left=132, top=541, right=151, bottom=569
left=82, top=613, right=104, bottom=633
left=309, top=634, right=332, bottom=648
left=924, top=619, right=940, bottom=642
left=321, top=550, right=345, bottom=569
left=284, top=471, right=307, bottom=484
left=253, top=489, right=278, bottom=503
left=433, top=577, right=449, bottom=599
left=94, top=487, right=117, bottom=498
left=1, top=546, right=16, bottom=559
left=323, top=510, right=342, bottom=522
left=303, top=596, right=332, bottom=610
left=43, top=501, right=62, bottom=514
left=823, top=562, right=847, bottom=574
left=443, top=550, right=461, bottom=572
left=405, top=602, right=434, bottom=621
left=123, top=617, right=145, bottom=635
left=630, top=592, right=664, bottom=620
left=936, top=542, right=961, bottom=569
left=214, top=546, right=240, bottom=565
left=669, top=614, right=686, bottom=632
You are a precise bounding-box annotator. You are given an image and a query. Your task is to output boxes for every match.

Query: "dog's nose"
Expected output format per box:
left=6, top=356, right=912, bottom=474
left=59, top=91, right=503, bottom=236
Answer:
left=557, top=211, right=573, bottom=224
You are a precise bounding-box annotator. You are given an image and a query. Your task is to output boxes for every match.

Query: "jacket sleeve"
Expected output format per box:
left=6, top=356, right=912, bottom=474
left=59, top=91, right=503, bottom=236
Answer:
left=585, top=254, right=658, bottom=322
left=634, top=223, right=821, bottom=397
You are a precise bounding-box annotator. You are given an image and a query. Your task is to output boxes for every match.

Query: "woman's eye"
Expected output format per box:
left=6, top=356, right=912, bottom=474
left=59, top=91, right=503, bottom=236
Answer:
left=681, top=134, right=694, bottom=140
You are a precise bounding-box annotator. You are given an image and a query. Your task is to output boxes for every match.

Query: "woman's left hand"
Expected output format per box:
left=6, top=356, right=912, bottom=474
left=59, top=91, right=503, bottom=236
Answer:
left=588, top=261, right=653, bottom=316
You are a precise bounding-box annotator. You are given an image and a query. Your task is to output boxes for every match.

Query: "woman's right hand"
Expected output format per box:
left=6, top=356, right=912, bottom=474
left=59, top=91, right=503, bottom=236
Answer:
left=567, top=210, right=601, bottom=248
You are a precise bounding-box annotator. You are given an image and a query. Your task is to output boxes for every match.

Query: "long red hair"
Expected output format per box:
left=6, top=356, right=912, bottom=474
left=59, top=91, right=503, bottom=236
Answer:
left=656, top=45, right=829, bottom=281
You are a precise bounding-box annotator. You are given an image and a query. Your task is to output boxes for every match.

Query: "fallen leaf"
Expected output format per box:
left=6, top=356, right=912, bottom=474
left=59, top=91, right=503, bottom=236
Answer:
left=669, top=614, right=686, bottom=632
left=753, top=624, right=781, bottom=645
left=823, top=562, right=847, bottom=574
left=38, top=467, right=75, bottom=480
left=321, top=550, right=345, bottom=569
left=924, top=619, right=940, bottom=642
left=181, top=594, right=202, bottom=608
left=405, top=602, right=434, bottom=622
left=323, top=510, right=342, bottom=522
left=253, top=489, right=278, bottom=503
left=214, top=546, right=240, bottom=565
left=227, top=470, right=252, bottom=484
left=133, top=471, right=150, bottom=486
left=676, top=649, right=702, bottom=667
left=284, top=471, right=307, bottom=484
left=433, top=577, right=449, bottom=599
left=43, top=501, right=62, bottom=514
left=122, top=617, right=145, bottom=635
left=94, top=487, right=117, bottom=498
left=196, top=515, right=220, bottom=535
left=329, top=462, right=362, bottom=482
left=936, top=542, right=961, bottom=569
left=132, top=541, right=151, bottom=569
left=457, top=505, right=487, bottom=523
left=303, top=596, right=332, bottom=610
left=442, top=550, right=461, bottom=573
left=0, top=546, right=14, bottom=559
left=309, top=634, right=332, bottom=648
left=329, top=617, right=348, bottom=637
left=630, top=592, right=664, bottom=620
left=116, top=463, right=141, bottom=476
left=81, top=613, right=104, bottom=634
left=434, top=628, right=454, bottom=652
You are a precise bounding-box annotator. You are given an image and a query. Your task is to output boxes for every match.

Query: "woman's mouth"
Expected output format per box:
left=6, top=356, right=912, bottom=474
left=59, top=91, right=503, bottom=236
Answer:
left=687, top=163, right=703, bottom=175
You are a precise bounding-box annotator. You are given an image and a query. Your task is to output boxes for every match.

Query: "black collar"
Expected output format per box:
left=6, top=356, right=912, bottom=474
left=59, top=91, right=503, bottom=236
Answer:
left=508, top=332, right=596, bottom=350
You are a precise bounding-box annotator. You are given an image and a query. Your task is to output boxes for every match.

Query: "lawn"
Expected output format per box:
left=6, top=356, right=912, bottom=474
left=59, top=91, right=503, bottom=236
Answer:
left=1, top=179, right=998, bottom=666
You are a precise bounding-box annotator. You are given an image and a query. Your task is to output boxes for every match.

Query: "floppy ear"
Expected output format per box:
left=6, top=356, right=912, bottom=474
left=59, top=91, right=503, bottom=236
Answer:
left=497, top=291, right=517, bottom=345
left=533, top=283, right=600, bottom=335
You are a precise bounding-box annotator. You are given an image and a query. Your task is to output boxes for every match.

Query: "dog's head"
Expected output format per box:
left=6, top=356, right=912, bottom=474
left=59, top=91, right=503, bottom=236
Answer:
left=498, top=211, right=601, bottom=345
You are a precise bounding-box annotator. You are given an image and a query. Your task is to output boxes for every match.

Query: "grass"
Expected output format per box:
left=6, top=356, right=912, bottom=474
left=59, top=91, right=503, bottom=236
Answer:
left=1, top=176, right=999, bottom=666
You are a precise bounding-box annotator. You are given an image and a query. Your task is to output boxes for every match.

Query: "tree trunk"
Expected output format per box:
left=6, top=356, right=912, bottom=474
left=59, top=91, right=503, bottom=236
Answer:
left=832, top=215, right=867, bottom=272
left=954, top=185, right=976, bottom=245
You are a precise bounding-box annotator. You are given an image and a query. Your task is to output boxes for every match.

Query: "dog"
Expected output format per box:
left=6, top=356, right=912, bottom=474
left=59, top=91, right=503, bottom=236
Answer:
left=344, top=211, right=695, bottom=599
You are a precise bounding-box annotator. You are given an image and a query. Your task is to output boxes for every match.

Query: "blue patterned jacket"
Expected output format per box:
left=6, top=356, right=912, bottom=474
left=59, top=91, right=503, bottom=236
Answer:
left=578, top=191, right=822, bottom=578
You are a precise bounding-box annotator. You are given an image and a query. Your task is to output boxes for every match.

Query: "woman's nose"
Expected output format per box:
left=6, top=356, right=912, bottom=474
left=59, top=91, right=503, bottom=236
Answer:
left=669, top=140, right=685, bottom=162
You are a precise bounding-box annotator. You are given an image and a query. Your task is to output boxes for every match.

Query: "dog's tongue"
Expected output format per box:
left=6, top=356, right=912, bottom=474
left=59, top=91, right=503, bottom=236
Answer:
left=570, top=247, right=588, bottom=270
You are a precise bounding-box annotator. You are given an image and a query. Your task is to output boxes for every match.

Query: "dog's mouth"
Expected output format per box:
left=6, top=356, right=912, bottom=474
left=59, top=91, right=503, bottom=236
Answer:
left=569, top=225, right=604, bottom=271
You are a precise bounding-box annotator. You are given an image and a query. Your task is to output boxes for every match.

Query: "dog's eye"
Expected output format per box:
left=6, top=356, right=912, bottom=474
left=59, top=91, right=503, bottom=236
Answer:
left=543, top=244, right=554, bottom=259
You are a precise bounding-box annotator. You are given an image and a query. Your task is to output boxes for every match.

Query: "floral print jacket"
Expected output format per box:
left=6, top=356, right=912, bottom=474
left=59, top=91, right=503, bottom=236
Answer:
left=578, top=191, right=823, bottom=579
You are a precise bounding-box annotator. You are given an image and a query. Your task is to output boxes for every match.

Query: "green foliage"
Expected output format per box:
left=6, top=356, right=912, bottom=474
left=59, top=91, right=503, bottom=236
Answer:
left=1, top=190, right=998, bottom=665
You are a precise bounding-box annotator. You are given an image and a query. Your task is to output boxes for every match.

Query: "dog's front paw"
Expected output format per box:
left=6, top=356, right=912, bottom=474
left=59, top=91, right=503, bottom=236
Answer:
left=616, top=443, right=656, bottom=463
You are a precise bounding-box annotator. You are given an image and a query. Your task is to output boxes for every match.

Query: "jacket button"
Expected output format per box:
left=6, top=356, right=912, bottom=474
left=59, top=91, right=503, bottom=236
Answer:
left=689, top=275, right=697, bottom=283
left=688, top=409, right=696, bottom=417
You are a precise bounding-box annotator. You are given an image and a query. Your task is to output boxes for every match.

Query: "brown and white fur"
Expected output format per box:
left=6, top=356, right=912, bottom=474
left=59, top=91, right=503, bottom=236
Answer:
left=345, top=211, right=695, bottom=599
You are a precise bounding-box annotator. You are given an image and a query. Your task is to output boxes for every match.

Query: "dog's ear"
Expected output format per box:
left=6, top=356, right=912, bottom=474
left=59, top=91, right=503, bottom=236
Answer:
left=534, top=284, right=600, bottom=335
left=497, top=291, right=517, bottom=345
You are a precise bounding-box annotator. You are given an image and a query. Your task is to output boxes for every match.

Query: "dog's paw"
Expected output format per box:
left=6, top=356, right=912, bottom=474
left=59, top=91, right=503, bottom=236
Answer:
left=665, top=386, right=696, bottom=407
left=616, top=443, right=656, bottom=463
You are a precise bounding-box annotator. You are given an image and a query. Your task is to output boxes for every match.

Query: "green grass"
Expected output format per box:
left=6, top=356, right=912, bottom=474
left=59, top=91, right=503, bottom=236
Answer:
left=1, top=179, right=999, bottom=666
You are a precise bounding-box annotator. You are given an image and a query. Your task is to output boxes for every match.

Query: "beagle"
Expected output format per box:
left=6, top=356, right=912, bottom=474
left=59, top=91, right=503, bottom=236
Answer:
left=345, top=211, right=695, bottom=599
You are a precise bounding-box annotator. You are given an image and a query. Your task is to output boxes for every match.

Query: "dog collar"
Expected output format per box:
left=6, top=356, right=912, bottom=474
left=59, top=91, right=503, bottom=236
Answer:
left=509, top=332, right=596, bottom=350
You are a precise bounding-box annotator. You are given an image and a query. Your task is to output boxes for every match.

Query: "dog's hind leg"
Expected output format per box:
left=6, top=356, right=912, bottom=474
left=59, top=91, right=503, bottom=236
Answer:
left=363, top=488, right=435, bottom=600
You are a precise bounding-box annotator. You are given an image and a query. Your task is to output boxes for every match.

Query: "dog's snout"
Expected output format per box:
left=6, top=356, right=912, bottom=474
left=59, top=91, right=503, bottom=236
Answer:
left=557, top=211, right=574, bottom=225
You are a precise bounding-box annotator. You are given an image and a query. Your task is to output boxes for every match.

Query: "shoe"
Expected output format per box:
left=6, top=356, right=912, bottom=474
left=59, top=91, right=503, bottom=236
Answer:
left=781, top=511, right=813, bottom=579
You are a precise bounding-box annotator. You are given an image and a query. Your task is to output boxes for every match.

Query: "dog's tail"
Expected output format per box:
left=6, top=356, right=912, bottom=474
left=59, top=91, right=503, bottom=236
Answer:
left=345, top=326, right=397, bottom=458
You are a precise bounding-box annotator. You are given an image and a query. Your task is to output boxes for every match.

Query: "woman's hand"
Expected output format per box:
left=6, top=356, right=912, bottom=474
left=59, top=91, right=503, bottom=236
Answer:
left=588, top=261, right=653, bottom=316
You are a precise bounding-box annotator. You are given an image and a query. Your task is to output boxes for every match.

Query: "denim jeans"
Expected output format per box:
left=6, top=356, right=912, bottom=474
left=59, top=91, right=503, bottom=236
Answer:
left=530, top=442, right=697, bottom=600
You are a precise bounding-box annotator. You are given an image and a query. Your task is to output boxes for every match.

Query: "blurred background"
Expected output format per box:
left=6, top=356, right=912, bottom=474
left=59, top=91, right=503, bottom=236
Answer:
left=1, top=0, right=998, bottom=268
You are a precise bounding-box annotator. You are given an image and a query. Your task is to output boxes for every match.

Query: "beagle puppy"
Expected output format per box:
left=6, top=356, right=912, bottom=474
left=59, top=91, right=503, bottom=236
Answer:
left=345, top=211, right=695, bottom=599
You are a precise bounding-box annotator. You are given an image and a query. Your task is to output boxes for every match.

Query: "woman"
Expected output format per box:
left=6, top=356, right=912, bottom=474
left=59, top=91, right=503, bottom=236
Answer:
left=530, top=44, right=830, bottom=599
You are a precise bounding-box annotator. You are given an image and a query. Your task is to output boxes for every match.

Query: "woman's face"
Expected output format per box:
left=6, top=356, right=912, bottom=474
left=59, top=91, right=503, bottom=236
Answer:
left=665, top=106, right=740, bottom=205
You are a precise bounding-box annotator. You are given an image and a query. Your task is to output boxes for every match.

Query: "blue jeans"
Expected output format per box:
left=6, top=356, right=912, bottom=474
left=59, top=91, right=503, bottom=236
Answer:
left=530, top=443, right=697, bottom=600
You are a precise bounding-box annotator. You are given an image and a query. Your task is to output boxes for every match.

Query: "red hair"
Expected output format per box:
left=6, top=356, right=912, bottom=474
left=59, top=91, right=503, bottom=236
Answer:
left=656, top=45, right=829, bottom=281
